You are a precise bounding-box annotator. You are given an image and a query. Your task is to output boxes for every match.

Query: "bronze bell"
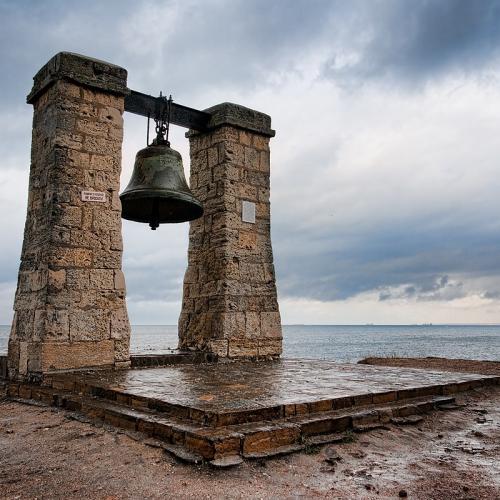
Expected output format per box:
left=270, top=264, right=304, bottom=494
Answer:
left=120, top=140, right=203, bottom=230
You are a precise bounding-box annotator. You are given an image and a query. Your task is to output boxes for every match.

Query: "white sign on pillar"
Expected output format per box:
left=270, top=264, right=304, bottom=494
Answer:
left=242, top=200, right=256, bottom=223
left=81, top=191, right=107, bottom=203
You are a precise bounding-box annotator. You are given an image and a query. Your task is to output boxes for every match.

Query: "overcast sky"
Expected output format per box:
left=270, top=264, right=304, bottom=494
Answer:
left=1, top=0, right=500, bottom=325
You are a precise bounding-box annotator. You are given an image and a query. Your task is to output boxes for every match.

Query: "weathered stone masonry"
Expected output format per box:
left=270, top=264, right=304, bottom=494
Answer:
left=179, top=104, right=282, bottom=358
left=8, top=53, right=131, bottom=379
left=8, top=52, right=282, bottom=379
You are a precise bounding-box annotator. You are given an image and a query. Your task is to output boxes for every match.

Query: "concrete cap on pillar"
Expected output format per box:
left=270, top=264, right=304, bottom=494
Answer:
left=187, top=102, right=275, bottom=138
left=27, top=51, right=129, bottom=104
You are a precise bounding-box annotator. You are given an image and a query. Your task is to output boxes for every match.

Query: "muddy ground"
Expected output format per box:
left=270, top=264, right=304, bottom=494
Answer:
left=1, top=360, right=499, bottom=499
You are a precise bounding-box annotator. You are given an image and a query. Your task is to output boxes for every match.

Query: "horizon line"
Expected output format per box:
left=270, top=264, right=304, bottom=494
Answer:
left=2, top=323, right=498, bottom=327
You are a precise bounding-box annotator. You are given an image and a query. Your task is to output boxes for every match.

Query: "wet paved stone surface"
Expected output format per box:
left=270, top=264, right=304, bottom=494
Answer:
left=73, top=359, right=495, bottom=413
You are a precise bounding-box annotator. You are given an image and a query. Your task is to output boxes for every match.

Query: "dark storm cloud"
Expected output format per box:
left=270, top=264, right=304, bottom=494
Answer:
left=1, top=0, right=499, bottom=162
left=322, top=0, right=500, bottom=86
left=273, top=214, right=500, bottom=302
left=378, top=276, right=466, bottom=302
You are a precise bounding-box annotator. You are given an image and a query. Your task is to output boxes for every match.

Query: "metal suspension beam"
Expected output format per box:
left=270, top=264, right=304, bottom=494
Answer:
left=124, top=90, right=211, bottom=132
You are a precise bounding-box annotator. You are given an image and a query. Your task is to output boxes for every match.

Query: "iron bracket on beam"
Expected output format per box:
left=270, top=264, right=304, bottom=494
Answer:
left=124, top=90, right=211, bottom=132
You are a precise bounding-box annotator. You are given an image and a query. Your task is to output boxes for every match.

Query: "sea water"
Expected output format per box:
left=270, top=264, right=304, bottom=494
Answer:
left=0, top=324, right=499, bottom=362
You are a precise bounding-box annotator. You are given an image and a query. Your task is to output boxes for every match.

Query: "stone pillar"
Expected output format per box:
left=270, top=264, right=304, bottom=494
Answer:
left=8, top=52, right=131, bottom=380
left=179, top=103, right=282, bottom=358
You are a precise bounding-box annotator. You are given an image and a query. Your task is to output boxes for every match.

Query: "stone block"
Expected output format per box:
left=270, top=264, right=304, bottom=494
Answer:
left=239, top=130, right=252, bottom=146
left=207, top=146, right=219, bottom=168
left=185, top=435, right=215, bottom=460
left=81, top=207, right=94, bottom=229
left=213, top=437, right=242, bottom=459
left=114, top=360, right=131, bottom=370
left=84, top=170, right=119, bottom=192
left=216, top=142, right=242, bottom=169
left=228, top=338, right=258, bottom=357
left=69, top=310, right=110, bottom=341
left=43, top=309, right=70, bottom=341
left=242, top=425, right=300, bottom=454
left=238, top=231, right=257, bottom=251
left=110, top=308, right=130, bottom=340
left=259, top=150, right=270, bottom=172
left=212, top=163, right=240, bottom=182
left=239, top=263, right=265, bottom=283
left=50, top=247, right=93, bottom=268
left=89, top=153, right=120, bottom=172
left=98, top=106, right=123, bottom=127
left=31, top=271, right=48, bottom=292
left=308, top=399, right=334, bottom=413
left=207, top=339, right=228, bottom=357
left=82, top=88, right=124, bottom=110
left=66, top=269, right=90, bottom=290
left=93, top=209, right=121, bottom=232
left=210, top=126, right=240, bottom=144
left=110, top=230, right=123, bottom=250
left=93, top=249, right=122, bottom=268
left=244, top=146, right=260, bottom=170
left=77, top=118, right=108, bottom=136
left=56, top=206, right=82, bottom=227
left=245, top=312, right=261, bottom=338
left=114, top=338, right=130, bottom=362
left=89, top=269, right=114, bottom=289
left=303, top=415, right=351, bottom=436
left=18, top=384, right=32, bottom=399
left=67, top=149, right=91, bottom=168
left=70, top=229, right=101, bottom=249
left=47, top=269, right=66, bottom=292
left=57, top=80, right=81, bottom=99
left=258, top=339, right=282, bottom=357
left=46, top=290, right=82, bottom=309
left=252, top=134, right=270, bottom=151
left=235, top=182, right=257, bottom=201
left=220, top=312, right=246, bottom=338
left=7, top=382, right=20, bottom=397
left=84, top=135, right=121, bottom=156
left=18, top=342, right=28, bottom=375
left=353, top=393, right=374, bottom=406
left=11, top=311, right=34, bottom=342
left=183, top=266, right=198, bottom=284
left=41, top=340, right=115, bottom=371
left=27, top=343, right=42, bottom=372
left=114, top=270, right=126, bottom=290
left=104, top=411, right=136, bottom=431
left=108, top=125, right=123, bottom=140
left=79, top=290, right=124, bottom=310
left=373, top=391, right=397, bottom=404
left=53, top=131, right=83, bottom=150
left=261, top=312, right=282, bottom=338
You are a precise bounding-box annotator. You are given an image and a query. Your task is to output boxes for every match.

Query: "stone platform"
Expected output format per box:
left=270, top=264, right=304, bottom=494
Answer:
left=4, top=359, right=499, bottom=466
left=51, top=359, right=496, bottom=419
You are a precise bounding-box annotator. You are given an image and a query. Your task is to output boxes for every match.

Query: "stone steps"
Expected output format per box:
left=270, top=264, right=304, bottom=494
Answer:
left=5, top=380, right=455, bottom=466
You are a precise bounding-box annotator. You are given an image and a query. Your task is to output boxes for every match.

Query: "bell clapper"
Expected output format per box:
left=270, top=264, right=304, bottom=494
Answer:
left=150, top=198, right=160, bottom=230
